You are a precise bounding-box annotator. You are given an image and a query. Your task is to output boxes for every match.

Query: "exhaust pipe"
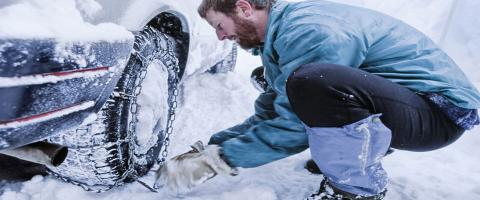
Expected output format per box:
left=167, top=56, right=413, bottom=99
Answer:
left=0, top=141, right=68, bottom=167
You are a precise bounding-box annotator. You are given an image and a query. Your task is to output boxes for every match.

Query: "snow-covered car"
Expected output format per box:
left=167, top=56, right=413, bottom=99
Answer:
left=0, top=0, right=236, bottom=191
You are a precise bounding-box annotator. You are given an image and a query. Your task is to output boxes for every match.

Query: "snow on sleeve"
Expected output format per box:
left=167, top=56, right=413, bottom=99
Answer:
left=0, top=0, right=132, bottom=42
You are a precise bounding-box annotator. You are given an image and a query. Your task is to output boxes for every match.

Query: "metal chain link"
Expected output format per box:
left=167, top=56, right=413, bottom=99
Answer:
left=158, top=42, right=180, bottom=167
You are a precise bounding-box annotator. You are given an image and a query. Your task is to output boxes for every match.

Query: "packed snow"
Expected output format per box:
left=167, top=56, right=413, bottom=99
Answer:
left=0, top=0, right=132, bottom=41
left=1, top=0, right=480, bottom=200
left=134, top=61, right=170, bottom=158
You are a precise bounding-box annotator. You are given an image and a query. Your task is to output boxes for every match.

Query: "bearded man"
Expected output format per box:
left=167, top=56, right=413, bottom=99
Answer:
left=155, top=0, right=480, bottom=199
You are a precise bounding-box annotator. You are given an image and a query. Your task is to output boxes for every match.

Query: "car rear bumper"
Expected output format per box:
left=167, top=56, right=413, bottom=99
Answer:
left=0, top=38, right=133, bottom=149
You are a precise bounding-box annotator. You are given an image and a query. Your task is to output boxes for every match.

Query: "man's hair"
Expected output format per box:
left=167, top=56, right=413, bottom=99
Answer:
left=198, top=0, right=274, bottom=18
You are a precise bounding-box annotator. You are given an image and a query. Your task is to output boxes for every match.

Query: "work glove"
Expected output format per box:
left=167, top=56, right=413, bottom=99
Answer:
left=154, top=141, right=238, bottom=190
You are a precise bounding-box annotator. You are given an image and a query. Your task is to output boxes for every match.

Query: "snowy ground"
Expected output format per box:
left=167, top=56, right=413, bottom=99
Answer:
left=2, top=0, right=480, bottom=200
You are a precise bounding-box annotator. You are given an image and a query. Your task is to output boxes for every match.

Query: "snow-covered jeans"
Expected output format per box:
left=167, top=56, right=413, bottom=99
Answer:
left=286, top=63, right=465, bottom=196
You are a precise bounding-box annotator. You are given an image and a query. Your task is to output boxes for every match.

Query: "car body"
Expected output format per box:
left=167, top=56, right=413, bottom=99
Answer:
left=0, top=0, right=235, bottom=190
left=0, top=0, right=233, bottom=149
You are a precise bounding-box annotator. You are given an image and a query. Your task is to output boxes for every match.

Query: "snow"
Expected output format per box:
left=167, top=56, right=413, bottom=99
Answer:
left=1, top=0, right=480, bottom=200
left=355, top=123, right=371, bottom=176
left=0, top=0, right=132, bottom=41
left=134, top=61, right=170, bottom=159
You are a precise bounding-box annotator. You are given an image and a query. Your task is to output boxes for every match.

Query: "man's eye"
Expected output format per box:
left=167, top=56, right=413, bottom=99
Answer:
left=217, top=24, right=223, bottom=30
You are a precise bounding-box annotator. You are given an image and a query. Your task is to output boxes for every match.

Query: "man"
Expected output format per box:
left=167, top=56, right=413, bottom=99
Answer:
left=154, top=0, right=480, bottom=199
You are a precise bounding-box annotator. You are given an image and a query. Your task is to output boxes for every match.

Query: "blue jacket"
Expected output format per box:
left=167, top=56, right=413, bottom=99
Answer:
left=210, top=0, right=480, bottom=168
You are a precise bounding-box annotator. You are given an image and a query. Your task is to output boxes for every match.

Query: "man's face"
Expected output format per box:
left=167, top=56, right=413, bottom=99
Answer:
left=205, top=9, right=262, bottom=49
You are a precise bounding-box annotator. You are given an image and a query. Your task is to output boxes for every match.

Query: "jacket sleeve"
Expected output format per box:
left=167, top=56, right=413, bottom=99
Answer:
left=209, top=87, right=278, bottom=145
left=216, top=17, right=368, bottom=168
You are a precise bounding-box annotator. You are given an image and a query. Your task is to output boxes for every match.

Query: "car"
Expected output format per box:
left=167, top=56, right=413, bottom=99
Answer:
left=0, top=0, right=236, bottom=192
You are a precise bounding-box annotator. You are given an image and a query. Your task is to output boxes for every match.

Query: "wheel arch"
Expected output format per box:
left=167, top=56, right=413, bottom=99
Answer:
left=120, top=5, right=190, bottom=80
left=144, top=10, right=189, bottom=80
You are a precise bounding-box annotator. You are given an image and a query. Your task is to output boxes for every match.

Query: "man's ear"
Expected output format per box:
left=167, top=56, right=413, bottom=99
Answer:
left=235, top=0, right=253, bottom=17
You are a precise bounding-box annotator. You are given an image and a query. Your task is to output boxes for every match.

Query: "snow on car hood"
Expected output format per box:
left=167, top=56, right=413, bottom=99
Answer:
left=0, top=0, right=133, bottom=41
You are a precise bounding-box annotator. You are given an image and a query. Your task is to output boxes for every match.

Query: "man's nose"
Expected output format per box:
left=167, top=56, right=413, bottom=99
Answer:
left=216, top=29, right=227, bottom=41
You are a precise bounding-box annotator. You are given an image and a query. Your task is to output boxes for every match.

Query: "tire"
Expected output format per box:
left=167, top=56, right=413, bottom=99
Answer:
left=46, top=26, right=180, bottom=192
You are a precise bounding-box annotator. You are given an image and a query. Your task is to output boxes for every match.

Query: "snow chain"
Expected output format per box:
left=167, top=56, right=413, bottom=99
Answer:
left=50, top=26, right=180, bottom=193
left=125, top=26, right=180, bottom=189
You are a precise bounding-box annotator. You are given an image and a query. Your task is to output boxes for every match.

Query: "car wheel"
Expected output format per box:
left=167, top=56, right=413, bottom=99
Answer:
left=46, top=25, right=180, bottom=192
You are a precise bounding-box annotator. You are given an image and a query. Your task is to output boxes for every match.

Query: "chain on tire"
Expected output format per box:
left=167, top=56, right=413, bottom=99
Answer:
left=48, top=26, right=181, bottom=193
left=125, top=26, right=181, bottom=178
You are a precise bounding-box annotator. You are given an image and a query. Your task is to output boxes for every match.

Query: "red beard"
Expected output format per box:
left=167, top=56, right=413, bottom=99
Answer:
left=232, top=16, right=262, bottom=49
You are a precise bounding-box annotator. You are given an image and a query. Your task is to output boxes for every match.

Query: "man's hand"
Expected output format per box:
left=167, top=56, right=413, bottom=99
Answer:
left=154, top=141, right=238, bottom=190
